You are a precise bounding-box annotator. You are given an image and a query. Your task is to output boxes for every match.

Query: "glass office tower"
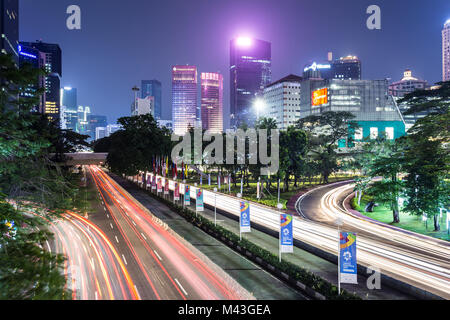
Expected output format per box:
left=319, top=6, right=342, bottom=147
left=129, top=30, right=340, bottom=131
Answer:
left=201, top=72, right=223, bottom=133
left=61, top=87, right=78, bottom=131
left=230, top=37, right=271, bottom=128
left=172, top=65, right=197, bottom=136
left=141, top=79, right=162, bottom=119
left=21, top=41, right=62, bottom=122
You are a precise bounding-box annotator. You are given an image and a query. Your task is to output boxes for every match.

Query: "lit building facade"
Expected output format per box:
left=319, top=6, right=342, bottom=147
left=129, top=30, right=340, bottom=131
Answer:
left=1, top=0, right=19, bottom=65
left=300, top=79, right=406, bottom=145
left=263, top=74, right=302, bottom=130
left=172, top=65, right=198, bottom=135
left=388, top=69, right=428, bottom=97
left=332, top=55, right=361, bottom=80
left=21, top=41, right=62, bottom=122
left=157, top=119, right=173, bottom=131
left=132, top=96, right=154, bottom=116
left=201, top=72, right=223, bottom=133
left=60, top=87, right=78, bottom=131
left=77, top=106, right=91, bottom=136
left=230, top=37, right=272, bottom=128
left=87, top=115, right=107, bottom=141
left=18, top=44, right=47, bottom=113
left=443, top=19, right=450, bottom=81
left=141, top=80, right=162, bottom=119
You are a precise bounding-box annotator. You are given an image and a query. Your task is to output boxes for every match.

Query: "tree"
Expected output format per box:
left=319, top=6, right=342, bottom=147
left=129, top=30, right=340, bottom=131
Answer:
left=105, top=114, right=172, bottom=176
left=398, top=81, right=450, bottom=231
left=0, top=54, right=72, bottom=299
left=365, top=139, right=405, bottom=223
left=297, top=111, right=357, bottom=183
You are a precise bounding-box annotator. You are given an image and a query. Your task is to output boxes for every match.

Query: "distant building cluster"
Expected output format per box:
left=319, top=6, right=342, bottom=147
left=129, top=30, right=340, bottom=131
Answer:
left=1, top=0, right=449, bottom=144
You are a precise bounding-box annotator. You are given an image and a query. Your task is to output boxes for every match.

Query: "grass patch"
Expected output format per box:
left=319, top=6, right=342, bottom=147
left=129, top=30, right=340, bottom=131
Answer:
left=352, top=196, right=449, bottom=241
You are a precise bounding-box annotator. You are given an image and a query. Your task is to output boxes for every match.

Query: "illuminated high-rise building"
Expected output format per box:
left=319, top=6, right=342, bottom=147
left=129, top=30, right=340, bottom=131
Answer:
left=1, top=0, right=19, bottom=65
left=141, top=80, right=162, bottom=119
left=331, top=55, right=361, bottom=80
left=201, top=72, right=223, bottom=133
left=443, top=19, right=450, bottom=81
left=172, top=65, right=198, bottom=135
left=230, top=37, right=271, bottom=128
left=60, top=87, right=78, bottom=131
left=21, top=41, right=62, bottom=122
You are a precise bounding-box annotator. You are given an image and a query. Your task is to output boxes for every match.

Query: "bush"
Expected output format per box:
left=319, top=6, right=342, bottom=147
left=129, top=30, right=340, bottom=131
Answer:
left=351, top=197, right=362, bottom=211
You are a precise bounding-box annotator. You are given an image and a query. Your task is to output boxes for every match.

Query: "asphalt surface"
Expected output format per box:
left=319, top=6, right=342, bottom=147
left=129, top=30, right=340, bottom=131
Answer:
left=87, top=166, right=250, bottom=300
left=296, top=180, right=450, bottom=299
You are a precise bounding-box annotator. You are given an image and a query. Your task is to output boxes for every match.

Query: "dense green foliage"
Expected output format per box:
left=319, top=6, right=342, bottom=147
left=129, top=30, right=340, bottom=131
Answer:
left=1, top=54, right=88, bottom=299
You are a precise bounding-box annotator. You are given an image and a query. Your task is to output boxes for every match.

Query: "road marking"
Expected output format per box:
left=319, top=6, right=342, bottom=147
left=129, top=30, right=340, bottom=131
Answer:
left=122, top=254, right=128, bottom=265
left=174, top=278, right=188, bottom=296
left=110, top=223, right=114, bottom=229
left=104, top=207, right=107, bottom=211
left=107, top=214, right=110, bottom=218
left=140, top=233, right=147, bottom=240
left=153, top=250, right=162, bottom=261
left=132, top=221, right=137, bottom=226
left=115, top=236, right=119, bottom=244
left=134, top=285, right=142, bottom=300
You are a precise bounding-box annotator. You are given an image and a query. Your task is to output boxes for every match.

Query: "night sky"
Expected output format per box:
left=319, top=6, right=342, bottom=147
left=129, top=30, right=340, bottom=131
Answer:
left=19, top=0, right=450, bottom=128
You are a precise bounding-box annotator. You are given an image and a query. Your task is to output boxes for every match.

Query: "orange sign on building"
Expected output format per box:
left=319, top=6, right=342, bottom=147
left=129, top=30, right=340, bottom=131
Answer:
left=312, top=88, right=328, bottom=106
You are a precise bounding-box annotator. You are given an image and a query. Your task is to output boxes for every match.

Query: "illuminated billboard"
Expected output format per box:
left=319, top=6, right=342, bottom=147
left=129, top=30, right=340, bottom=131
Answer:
left=312, top=88, right=328, bottom=106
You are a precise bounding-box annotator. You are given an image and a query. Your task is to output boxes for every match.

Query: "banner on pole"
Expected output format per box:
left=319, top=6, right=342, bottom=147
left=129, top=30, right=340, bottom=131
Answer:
left=151, top=175, right=156, bottom=190
left=157, top=177, right=162, bottom=193
left=196, top=189, right=204, bottom=211
left=174, top=182, right=180, bottom=200
left=280, top=214, right=293, bottom=253
left=164, top=178, right=169, bottom=195
left=184, top=185, right=190, bottom=205
left=240, top=201, right=251, bottom=233
left=339, top=232, right=358, bottom=284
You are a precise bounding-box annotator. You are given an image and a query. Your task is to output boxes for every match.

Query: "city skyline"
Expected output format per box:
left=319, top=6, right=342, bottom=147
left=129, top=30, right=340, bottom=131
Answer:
left=18, top=0, right=450, bottom=127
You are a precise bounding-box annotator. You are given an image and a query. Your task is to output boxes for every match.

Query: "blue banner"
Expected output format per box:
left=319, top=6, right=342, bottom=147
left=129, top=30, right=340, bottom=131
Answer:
left=184, top=185, right=190, bottom=205
left=196, top=189, right=204, bottom=211
left=339, top=232, right=358, bottom=284
left=280, top=214, right=293, bottom=253
left=240, top=201, right=251, bottom=233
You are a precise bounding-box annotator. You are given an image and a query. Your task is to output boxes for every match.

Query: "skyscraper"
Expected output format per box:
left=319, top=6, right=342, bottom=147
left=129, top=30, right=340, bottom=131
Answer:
left=443, top=19, right=450, bottom=81
left=172, top=65, right=197, bottom=135
left=1, top=0, right=19, bottom=65
left=87, top=115, right=107, bottom=141
left=18, top=44, right=47, bottom=113
left=230, top=37, right=272, bottom=128
left=61, top=87, right=78, bottom=131
left=21, top=41, right=62, bottom=122
left=201, top=72, right=223, bottom=133
left=332, top=55, right=361, bottom=80
left=141, top=80, right=162, bottom=120
left=263, top=74, right=302, bottom=130
left=132, top=96, right=154, bottom=116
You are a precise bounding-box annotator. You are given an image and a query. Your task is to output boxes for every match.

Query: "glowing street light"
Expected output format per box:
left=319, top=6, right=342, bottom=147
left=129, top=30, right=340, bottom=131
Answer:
left=254, top=98, right=265, bottom=120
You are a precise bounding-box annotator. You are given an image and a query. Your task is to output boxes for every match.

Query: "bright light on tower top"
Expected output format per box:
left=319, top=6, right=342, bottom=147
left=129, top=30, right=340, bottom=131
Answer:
left=236, top=37, right=252, bottom=47
left=445, top=19, right=450, bottom=27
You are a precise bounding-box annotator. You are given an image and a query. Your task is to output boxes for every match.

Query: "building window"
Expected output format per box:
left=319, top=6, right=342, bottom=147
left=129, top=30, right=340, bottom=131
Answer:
left=385, top=127, right=394, bottom=140
left=354, top=127, right=363, bottom=140
left=370, top=127, right=378, bottom=139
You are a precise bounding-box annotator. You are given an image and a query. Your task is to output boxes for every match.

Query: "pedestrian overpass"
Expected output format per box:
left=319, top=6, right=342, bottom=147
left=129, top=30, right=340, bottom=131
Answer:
left=54, top=153, right=108, bottom=165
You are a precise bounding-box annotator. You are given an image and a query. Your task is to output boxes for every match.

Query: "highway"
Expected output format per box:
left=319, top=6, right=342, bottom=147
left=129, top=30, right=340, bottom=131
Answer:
left=139, top=171, right=450, bottom=299
left=88, top=166, right=251, bottom=300
left=39, top=211, right=139, bottom=300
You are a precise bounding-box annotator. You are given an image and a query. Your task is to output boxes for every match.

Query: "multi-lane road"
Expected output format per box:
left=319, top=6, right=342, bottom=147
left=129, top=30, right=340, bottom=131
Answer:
left=139, top=171, right=449, bottom=299
left=45, top=166, right=252, bottom=300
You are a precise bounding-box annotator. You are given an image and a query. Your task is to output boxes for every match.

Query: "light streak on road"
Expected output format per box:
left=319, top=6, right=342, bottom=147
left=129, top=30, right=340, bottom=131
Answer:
left=89, top=166, right=248, bottom=300
left=141, top=172, right=450, bottom=299
left=29, top=210, right=139, bottom=300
